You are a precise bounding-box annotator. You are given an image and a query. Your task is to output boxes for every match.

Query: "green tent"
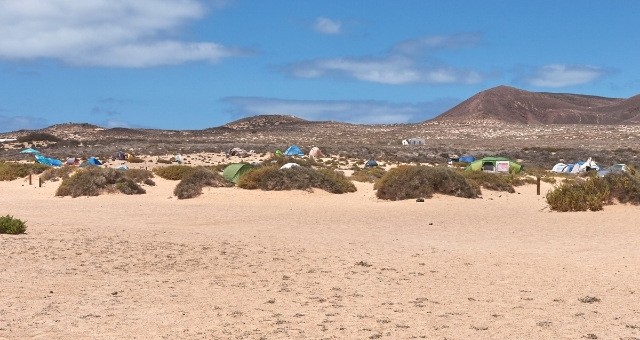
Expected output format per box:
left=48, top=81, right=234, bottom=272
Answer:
left=223, top=163, right=254, bottom=183
left=465, top=157, right=522, bottom=174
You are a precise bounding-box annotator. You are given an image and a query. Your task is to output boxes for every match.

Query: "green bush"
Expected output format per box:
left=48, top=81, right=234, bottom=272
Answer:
left=350, top=167, right=387, bottom=183
left=546, top=177, right=609, bottom=211
left=0, top=215, right=27, bottom=234
left=173, top=167, right=233, bottom=199
left=602, top=172, right=640, bottom=204
left=375, top=166, right=479, bottom=201
left=461, top=171, right=516, bottom=193
left=123, top=168, right=154, bottom=184
left=0, top=161, right=49, bottom=181
left=237, top=166, right=356, bottom=194
left=56, top=168, right=146, bottom=197
left=153, top=165, right=196, bottom=180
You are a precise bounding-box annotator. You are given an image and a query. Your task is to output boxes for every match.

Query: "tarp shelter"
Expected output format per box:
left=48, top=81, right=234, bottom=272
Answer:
left=280, top=162, right=301, bottom=169
left=309, top=147, right=325, bottom=159
left=465, top=157, right=522, bottom=174
left=66, top=158, right=79, bottom=165
left=284, top=145, right=304, bottom=156
left=228, top=147, right=249, bottom=157
left=223, top=163, right=254, bottom=184
left=35, top=154, right=62, bottom=167
left=20, top=148, right=41, bottom=154
left=365, top=159, right=379, bottom=168
left=459, top=155, right=475, bottom=163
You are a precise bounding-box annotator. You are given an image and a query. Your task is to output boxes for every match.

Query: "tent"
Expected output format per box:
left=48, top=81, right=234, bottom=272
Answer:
left=228, top=147, right=249, bottom=157
left=274, top=149, right=283, bottom=156
left=113, top=151, right=126, bottom=161
left=35, top=154, right=62, bottom=167
left=280, top=162, right=300, bottom=169
left=465, top=157, right=522, bottom=173
left=223, top=163, right=254, bottom=184
left=551, top=163, right=568, bottom=173
left=284, top=145, right=304, bottom=156
left=87, top=157, right=102, bottom=166
left=309, top=147, right=325, bottom=159
left=364, top=159, right=379, bottom=168
left=20, top=148, right=41, bottom=154
left=66, top=157, right=79, bottom=165
left=459, top=155, right=475, bottom=163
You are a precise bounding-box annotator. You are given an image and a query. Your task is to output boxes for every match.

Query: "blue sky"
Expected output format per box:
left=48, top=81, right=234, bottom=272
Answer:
left=1, top=1, right=639, bottom=132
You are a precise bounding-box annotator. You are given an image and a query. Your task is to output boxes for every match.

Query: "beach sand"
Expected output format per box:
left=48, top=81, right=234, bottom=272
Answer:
left=1, top=168, right=640, bottom=339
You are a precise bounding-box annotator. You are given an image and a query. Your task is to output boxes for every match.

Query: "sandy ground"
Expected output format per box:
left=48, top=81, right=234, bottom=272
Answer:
left=2, top=167, right=640, bottom=339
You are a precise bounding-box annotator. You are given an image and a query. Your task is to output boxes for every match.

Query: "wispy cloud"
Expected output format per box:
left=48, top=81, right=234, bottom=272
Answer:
left=522, top=64, right=607, bottom=88
left=313, top=17, right=342, bottom=35
left=285, top=33, right=484, bottom=85
left=0, top=115, right=49, bottom=132
left=0, top=0, right=248, bottom=67
left=222, top=97, right=460, bottom=124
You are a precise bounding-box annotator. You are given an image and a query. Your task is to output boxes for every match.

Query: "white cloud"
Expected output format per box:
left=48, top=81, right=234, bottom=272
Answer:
left=223, top=97, right=460, bottom=124
left=313, top=17, right=342, bottom=35
left=286, top=33, right=484, bottom=85
left=0, top=0, right=246, bottom=67
left=290, top=56, right=482, bottom=85
left=526, top=64, right=605, bottom=87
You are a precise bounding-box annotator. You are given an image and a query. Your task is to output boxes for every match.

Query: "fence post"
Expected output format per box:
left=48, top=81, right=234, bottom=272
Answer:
left=39, top=176, right=42, bottom=188
left=536, top=176, right=541, bottom=196
left=29, top=173, right=32, bottom=185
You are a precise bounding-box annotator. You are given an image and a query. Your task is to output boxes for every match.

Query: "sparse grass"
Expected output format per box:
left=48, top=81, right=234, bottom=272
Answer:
left=0, top=215, right=27, bottom=234
left=237, top=166, right=356, bottom=194
left=0, top=161, right=49, bottom=181
left=546, top=172, right=640, bottom=211
left=153, top=165, right=196, bottom=180
left=56, top=167, right=147, bottom=197
left=375, top=165, right=479, bottom=201
left=173, top=167, right=233, bottom=199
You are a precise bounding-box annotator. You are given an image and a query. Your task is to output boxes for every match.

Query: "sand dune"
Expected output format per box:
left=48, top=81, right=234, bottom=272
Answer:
left=1, top=174, right=640, bottom=339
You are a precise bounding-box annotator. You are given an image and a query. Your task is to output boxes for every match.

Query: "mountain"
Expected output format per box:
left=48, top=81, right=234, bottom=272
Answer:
left=222, top=115, right=310, bottom=130
left=432, top=85, right=640, bottom=124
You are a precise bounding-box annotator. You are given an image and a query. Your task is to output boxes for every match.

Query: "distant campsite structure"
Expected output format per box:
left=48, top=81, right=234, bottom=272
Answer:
left=402, top=138, right=425, bottom=146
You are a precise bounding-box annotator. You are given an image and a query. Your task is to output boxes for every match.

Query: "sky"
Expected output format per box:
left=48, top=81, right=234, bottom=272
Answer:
left=1, top=1, right=639, bottom=133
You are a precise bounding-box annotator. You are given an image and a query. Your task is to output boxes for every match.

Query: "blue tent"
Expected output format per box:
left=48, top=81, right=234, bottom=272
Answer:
left=20, top=148, right=41, bottom=154
left=35, top=154, right=62, bottom=167
left=365, top=159, right=378, bottom=168
left=284, top=145, right=304, bottom=156
left=459, top=155, right=475, bottom=163
left=87, top=157, right=102, bottom=166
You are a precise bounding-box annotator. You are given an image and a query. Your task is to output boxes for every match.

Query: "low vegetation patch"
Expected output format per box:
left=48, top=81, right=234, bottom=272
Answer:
left=173, top=167, right=233, bottom=199
left=375, top=166, right=479, bottom=201
left=153, top=165, right=197, bottom=180
left=0, top=215, right=27, bottom=234
left=56, top=167, right=149, bottom=197
left=460, top=171, right=518, bottom=193
left=0, top=161, right=49, bottom=181
left=17, top=132, right=61, bottom=143
left=350, top=167, right=387, bottom=183
left=40, top=166, right=76, bottom=182
left=238, top=166, right=356, bottom=194
left=546, top=172, right=640, bottom=211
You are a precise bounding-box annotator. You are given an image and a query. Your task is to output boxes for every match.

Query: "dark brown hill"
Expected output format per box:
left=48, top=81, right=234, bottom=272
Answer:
left=433, top=85, right=631, bottom=124
left=222, top=115, right=309, bottom=130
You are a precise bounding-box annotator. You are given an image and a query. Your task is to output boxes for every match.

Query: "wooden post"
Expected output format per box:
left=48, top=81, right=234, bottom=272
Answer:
left=29, top=173, right=32, bottom=185
left=536, top=176, right=541, bottom=196
left=39, top=177, right=42, bottom=188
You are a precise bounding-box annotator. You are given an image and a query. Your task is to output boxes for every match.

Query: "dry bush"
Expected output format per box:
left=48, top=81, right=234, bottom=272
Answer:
left=350, top=167, right=387, bottom=183
left=0, top=161, right=49, bottom=181
left=546, top=177, right=609, bottom=211
left=56, top=167, right=146, bottom=197
left=40, top=166, right=76, bottom=182
left=237, top=166, right=356, bottom=194
left=173, top=167, right=233, bottom=199
left=17, top=132, right=60, bottom=143
left=375, top=165, right=479, bottom=201
left=153, top=165, right=196, bottom=180
left=460, top=171, right=516, bottom=193
left=123, top=168, right=154, bottom=184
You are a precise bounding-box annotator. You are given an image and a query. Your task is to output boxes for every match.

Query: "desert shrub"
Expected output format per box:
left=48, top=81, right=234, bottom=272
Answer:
left=0, top=215, right=27, bottom=234
left=56, top=167, right=146, bottom=197
left=602, top=172, right=640, bottom=204
left=127, top=157, right=145, bottom=163
left=153, top=165, right=196, bottom=180
left=546, top=177, right=610, bottom=211
left=237, top=166, right=356, bottom=194
left=461, top=171, right=516, bottom=193
left=40, top=166, right=76, bottom=182
left=17, top=132, right=60, bottom=143
left=375, top=166, right=479, bottom=201
left=123, top=168, right=154, bottom=183
left=0, top=161, right=49, bottom=181
left=265, top=155, right=321, bottom=168
left=350, top=167, right=387, bottom=183
left=156, top=158, right=172, bottom=164
left=173, top=167, right=233, bottom=199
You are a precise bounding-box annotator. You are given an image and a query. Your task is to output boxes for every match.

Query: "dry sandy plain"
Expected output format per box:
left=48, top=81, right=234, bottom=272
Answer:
left=2, top=156, right=640, bottom=339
